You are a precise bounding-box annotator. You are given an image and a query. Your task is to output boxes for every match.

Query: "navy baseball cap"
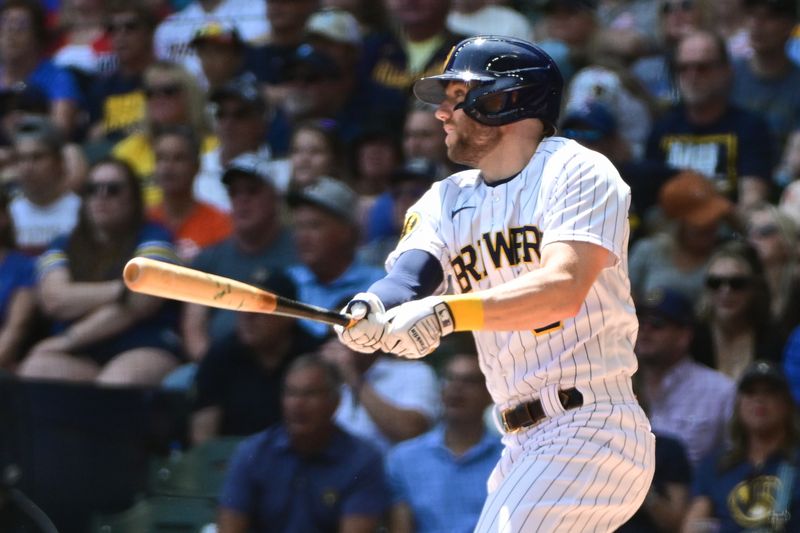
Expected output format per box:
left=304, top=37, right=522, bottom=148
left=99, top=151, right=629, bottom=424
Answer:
left=390, top=158, right=438, bottom=185
left=561, top=102, right=617, bottom=142
left=738, top=360, right=791, bottom=393
left=637, top=287, right=694, bottom=326
left=210, top=72, right=266, bottom=112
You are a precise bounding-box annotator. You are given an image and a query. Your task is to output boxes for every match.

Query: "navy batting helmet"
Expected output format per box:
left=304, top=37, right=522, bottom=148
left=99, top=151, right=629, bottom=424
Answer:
left=413, top=36, right=563, bottom=128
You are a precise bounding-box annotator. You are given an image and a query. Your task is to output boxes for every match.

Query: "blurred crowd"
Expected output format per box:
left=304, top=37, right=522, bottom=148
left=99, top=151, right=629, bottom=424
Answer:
left=1, top=0, right=800, bottom=531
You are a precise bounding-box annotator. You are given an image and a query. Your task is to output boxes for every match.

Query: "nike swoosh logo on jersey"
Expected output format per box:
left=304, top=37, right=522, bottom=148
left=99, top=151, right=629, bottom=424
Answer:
left=451, top=205, right=476, bottom=217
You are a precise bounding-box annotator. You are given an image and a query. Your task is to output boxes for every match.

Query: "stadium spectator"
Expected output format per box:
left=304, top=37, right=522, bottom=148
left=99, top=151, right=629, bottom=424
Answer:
left=683, top=360, right=800, bottom=532
left=713, top=0, right=753, bottom=60
left=287, top=119, right=347, bottom=190
left=0, top=0, right=81, bottom=137
left=180, top=153, right=296, bottom=364
left=286, top=177, right=383, bottom=342
left=85, top=2, right=157, bottom=146
left=364, top=0, right=462, bottom=123
left=634, top=286, right=736, bottom=467
left=272, top=9, right=394, bottom=151
left=743, top=202, right=800, bottom=340
left=320, top=0, right=389, bottom=36
left=51, top=0, right=112, bottom=77
left=691, top=240, right=784, bottom=380
left=148, top=127, right=231, bottom=263
left=386, top=351, right=502, bottom=533
left=153, top=0, right=268, bottom=81
left=0, top=186, right=36, bottom=370
left=359, top=158, right=438, bottom=268
left=629, top=171, right=733, bottom=304
left=17, top=158, right=182, bottom=386
left=189, top=22, right=246, bottom=91
left=245, top=0, right=318, bottom=87
left=731, top=0, right=800, bottom=158
left=190, top=269, right=314, bottom=445
left=775, top=128, right=800, bottom=188
left=319, top=336, right=439, bottom=455
left=447, top=0, right=534, bottom=41
left=111, top=60, right=216, bottom=205
left=349, top=126, right=403, bottom=226
left=9, top=116, right=80, bottom=256
left=194, top=72, right=280, bottom=211
left=217, top=354, right=391, bottom=533
left=645, top=29, right=773, bottom=208
left=631, top=0, right=713, bottom=108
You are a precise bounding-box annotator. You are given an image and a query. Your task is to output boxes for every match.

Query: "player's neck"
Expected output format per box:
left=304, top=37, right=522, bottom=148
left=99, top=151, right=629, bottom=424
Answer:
left=479, top=123, right=542, bottom=183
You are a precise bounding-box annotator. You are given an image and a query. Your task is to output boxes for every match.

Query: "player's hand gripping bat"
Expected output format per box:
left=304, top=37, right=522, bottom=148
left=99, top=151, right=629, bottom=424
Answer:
left=123, top=257, right=354, bottom=328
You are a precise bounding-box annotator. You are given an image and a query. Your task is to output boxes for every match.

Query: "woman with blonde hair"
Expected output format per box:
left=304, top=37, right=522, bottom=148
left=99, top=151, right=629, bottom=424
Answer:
left=112, top=60, right=216, bottom=206
left=744, top=201, right=800, bottom=340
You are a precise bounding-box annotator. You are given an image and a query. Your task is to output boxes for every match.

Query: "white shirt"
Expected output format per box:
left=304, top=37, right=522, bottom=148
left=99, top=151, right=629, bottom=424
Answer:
left=389, top=137, right=637, bottom=410
left=10, top=193, right=81, bottom=253
left=335, top=357, right=440, bottom=454
left=154, top=0, right=269, bottom=79
left=447, top=6, right=535, bottom=42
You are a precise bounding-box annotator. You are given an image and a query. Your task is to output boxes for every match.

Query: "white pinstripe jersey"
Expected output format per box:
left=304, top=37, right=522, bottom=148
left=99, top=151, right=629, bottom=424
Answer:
left=387, top=137, right=639, bottom=410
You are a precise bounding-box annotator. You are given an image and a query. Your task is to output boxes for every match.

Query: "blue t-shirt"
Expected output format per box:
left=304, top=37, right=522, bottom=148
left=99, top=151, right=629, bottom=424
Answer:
left=645, top=104, right=773, bottom=200
left=692, top=449, right=800, bottom=532
left=220, top=424, right=390, bottom=531
left=287, top=261, right=384, bottom=340
left=28, top=59, right=81, bottom=103
left=386, top=425, right=502, bottom=533
left=0, top=251, right=35, bottom=321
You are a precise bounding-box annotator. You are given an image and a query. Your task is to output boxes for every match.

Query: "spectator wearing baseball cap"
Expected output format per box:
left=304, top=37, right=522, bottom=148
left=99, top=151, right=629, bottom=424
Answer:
left=194, top=73, right=290, bottom=211
left=629, top=171, right=733, bottom=306
left=190, top=22, right=246, bottom=92
left=286, top=177, right=384, bottom=342
left=684, top=359, right=800, bottom=533
left=731, top=0, right=800, bottom=165
left=634, top=286, right=737, bottom=470
left=177, top=151, right=297, bottom=368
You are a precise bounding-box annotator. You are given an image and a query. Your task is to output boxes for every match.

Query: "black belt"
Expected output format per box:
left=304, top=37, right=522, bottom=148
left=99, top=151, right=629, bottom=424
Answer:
left=500, top=388, right=584, bottom=433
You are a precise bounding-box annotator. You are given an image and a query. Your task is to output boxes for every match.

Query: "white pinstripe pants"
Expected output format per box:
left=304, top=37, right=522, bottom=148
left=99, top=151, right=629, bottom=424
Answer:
left=475, top=399, right=655, bottom=533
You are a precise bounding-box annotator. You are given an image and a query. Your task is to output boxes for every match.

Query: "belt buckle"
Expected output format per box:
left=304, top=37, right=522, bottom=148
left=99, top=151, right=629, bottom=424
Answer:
left=500, top=408, right=519, bottom=434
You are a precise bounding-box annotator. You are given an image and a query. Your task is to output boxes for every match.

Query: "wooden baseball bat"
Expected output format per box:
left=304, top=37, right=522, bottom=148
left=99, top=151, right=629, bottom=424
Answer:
left=123, top=257, right=354, bottom=328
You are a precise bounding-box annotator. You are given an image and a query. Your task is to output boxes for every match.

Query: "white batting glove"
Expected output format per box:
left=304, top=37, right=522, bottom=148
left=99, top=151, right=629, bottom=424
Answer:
left=383, top=296, right=455, bottom=359
left=334, top=292, right=388, bottom=354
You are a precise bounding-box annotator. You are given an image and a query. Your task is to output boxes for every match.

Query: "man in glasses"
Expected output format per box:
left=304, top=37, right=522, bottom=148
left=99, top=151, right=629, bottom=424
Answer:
left=634, top=286, right=735, bottom=468
left=86, top=3, right=156, bottom=145
left=194, top=73, right=287, bottom=211
left=644, top=29, right=773, bottom=208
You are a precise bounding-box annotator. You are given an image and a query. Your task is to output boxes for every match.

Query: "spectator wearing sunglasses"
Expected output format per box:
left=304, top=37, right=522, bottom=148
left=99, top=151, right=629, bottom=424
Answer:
left=634, top=286, right=736, bottom=469
left=743, top=202, right=800, bottom=340
left=85, top=2, right=157, bottom=145
left=194, top=73, right=287, bottom=212
left=111, top=60, right=216, bottom=206
left=691, top=240, right=784, bottom=381
left=18, top=158, right=183, bottom=385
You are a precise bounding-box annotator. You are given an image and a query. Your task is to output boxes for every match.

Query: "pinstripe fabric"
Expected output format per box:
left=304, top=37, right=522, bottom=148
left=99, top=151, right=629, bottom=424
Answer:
left=386, top=137, right=655, bottom=530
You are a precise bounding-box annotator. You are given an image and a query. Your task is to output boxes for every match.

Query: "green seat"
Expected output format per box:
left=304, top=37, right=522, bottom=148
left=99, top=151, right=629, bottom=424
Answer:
left=149, top=437, right=244, bottom=499
left=92, top=496, right=217, bottom=533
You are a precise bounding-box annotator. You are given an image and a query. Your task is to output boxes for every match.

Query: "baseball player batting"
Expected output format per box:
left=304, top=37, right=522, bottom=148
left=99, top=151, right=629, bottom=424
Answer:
left=335, top=36, right=655, bottom=532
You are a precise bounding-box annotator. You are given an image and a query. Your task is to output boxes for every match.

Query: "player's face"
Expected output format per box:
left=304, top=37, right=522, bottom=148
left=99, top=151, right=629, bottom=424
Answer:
left=434, top=82, right=502, bottom=167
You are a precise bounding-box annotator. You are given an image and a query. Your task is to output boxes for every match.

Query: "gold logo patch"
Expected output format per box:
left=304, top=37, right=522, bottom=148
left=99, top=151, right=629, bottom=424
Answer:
left=400, top=212, right=421, bottom=240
